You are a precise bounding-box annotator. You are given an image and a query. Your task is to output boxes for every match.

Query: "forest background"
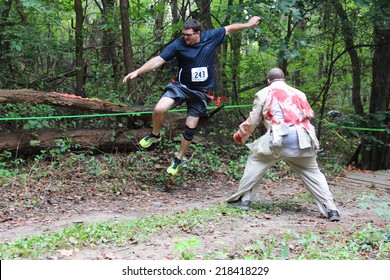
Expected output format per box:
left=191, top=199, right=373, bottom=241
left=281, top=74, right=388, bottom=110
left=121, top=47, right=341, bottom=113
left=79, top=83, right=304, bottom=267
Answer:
left=0, top=0, right=389, bottom=171
left=0, top=0, right=389, bottom=261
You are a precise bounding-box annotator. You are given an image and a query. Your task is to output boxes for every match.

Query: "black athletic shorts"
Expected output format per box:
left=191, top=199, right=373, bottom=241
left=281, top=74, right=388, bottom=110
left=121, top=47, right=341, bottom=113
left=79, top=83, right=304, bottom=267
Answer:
left=162, top=82, right=211, bottom=118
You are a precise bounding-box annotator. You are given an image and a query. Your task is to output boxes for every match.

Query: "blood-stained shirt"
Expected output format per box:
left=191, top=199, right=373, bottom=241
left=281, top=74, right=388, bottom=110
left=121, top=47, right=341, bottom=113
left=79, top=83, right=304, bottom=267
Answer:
left=235, top=81, right=320, bottom=156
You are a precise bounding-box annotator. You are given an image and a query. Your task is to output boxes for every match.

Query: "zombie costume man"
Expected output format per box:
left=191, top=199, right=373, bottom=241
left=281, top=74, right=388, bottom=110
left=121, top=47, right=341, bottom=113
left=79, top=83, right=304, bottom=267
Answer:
left=226, top=68, right=340, bottom=222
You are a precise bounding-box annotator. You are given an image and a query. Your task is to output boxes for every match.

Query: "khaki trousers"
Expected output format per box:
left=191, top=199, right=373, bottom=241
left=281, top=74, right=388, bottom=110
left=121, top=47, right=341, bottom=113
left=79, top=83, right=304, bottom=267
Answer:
left=226, top=153, right=339, bottom=217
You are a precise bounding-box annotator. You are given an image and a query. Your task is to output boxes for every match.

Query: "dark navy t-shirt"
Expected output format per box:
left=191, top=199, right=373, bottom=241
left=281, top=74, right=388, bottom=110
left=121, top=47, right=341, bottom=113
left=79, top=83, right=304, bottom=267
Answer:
left=159, top=27, right=226, bottom=90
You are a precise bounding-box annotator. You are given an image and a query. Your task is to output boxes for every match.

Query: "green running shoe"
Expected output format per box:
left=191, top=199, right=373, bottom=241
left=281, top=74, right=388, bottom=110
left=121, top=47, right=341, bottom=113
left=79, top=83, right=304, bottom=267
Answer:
left=167, top=157, right=181, bottom=176
left=139, top=133, right=161, bottom=148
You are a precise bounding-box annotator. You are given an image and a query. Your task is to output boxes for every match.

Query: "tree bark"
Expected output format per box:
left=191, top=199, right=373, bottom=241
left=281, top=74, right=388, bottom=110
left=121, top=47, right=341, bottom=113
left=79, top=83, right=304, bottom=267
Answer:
left=100, top=0, right=119, bottom=81
left=120, top=0, right=137, bottom=102
left=359, top=24, right=390, bottom=170
left=0, top=124, right=215, bottom=154
left=153, top=0, right=165, bottom=47
left=332, top=0, right=364, bottom=116
left=0, top=128, right=151, bottom=153
left=15, top=0, right=27, bottom=24
left=0, top=89, right=224, bottom=153
left=74, top=0, right=85, bottom=97
left=0, top=89, right=149, bottom=114
left=0, top=0, right=12, bottom=78
left=370, top=27, right=390, bottom=113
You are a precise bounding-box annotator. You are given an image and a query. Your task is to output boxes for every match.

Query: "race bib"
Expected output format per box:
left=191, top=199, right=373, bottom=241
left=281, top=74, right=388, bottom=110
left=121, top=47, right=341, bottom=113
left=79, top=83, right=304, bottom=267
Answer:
left=191, top=67, right=208, bottom=82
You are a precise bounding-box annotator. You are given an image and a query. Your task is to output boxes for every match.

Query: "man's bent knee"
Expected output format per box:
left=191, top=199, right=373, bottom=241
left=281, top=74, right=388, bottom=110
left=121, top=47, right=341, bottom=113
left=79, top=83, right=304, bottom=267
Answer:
left=183, top=125, right=196, bottom=141
left=154, top=107, right=168, bottom=115
left=154, top=97, right=175, bottom=114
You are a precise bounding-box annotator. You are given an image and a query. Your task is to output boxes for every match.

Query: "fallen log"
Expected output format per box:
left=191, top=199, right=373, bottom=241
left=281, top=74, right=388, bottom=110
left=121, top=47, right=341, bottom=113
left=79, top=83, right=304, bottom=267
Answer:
left=0, top=89, right=148, bottom=113
left=0, top=128, right=148, bottom=151
left=0, top=126, right=217, bottom=153
left=0, top=109, right=223, bottom=153
left=0, top=89, right=225, bottom=153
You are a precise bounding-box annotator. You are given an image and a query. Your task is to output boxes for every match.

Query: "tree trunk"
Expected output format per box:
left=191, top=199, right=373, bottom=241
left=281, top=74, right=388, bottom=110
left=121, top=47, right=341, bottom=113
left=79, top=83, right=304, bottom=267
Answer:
left=101, top=0, right=119, bottom=81
left=317, top=21, right=338, bottom=140
left=0, top=124, right=216, bottom=154
left=74, top=0, right=85, bottom=97
left=219, top=0, right=233, bottom=99
left=170, top=0, right=179, bottom=24
left=15, top=0, right=27, bottom=24
left=370, top=27, right=390, bottom=113
left=0, top=89, right=151, bottom=114
left=231, top=32, right=241, bottom=103
left=0, top=89, right=224, bottom=154
left=359, top=25, right=390, bottom=170
left=0, top=0, right=12, bottom=82
left=0, top=128, right=154, bottom=153
left=230, top=0, right=244, bottom=103
left=278, top=15, right=293, bottom=75
left=332, top=0, right=364, bottom=116
left=153, top=0, right=166, bottom=48
left=120, top=0, right=137, bottom=103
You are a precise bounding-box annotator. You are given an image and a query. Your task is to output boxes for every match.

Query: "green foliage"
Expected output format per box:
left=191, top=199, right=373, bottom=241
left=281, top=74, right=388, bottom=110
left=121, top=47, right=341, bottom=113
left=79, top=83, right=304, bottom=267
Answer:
left=173, top=236, right=201, bottom=260
left=333, top=111, right=390, bottom=149
left=242, top=224, right=390, bottom=260
left=358, top=194, right=390, bottom=219
left=23, top=119, right=50, bottom=131
left=0, top=151, right=17, bottom=180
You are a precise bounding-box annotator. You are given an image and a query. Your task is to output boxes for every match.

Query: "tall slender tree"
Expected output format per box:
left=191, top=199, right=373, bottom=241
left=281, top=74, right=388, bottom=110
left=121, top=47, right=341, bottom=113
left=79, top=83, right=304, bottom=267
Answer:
left=97, top=0, right=119, bottom=81
left=331, top=0, right=364, bottom=116
left=119, top=0, right=136, bottom=101
left=359, top=0, right=390, bottom=170
left=74, top=0, right=85, bottom=97
left=0, top=0, right=12, bottom=72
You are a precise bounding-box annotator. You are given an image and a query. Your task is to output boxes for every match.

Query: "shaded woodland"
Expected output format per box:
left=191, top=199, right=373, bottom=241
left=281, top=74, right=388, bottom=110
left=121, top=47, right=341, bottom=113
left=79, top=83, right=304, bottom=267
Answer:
left=0, top=0, right=389, bottom=170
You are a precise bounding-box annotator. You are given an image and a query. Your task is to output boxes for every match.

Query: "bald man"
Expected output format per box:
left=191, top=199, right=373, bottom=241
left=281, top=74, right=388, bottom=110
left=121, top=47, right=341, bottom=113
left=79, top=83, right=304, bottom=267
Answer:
left=226, top=68, right=340, bottom=222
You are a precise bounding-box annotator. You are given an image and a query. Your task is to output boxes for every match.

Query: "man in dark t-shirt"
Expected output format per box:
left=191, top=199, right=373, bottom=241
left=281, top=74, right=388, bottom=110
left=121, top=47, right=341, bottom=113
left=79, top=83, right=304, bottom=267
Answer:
left=123, top=16, right=261, bottom=175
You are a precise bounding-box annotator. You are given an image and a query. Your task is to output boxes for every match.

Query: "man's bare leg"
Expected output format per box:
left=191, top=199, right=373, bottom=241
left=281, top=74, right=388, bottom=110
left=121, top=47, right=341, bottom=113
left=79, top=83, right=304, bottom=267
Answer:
left=177, top=116, right=199, bottom=160
left=151, top=97, right=175, bottom=136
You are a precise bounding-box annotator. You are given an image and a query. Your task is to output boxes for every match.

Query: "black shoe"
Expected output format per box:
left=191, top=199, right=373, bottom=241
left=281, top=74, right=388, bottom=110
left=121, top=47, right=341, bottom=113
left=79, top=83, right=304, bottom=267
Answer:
left=227, top=198, right=251, bottom=211
left=328, top=210, right=340, bottom=222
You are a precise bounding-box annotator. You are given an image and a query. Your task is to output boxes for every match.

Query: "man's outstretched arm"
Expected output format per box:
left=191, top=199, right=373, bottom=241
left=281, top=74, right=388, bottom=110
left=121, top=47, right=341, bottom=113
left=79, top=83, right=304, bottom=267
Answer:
left=122, top=56, right=166, bottom=83
left=225, top=16, right=262, bottom=35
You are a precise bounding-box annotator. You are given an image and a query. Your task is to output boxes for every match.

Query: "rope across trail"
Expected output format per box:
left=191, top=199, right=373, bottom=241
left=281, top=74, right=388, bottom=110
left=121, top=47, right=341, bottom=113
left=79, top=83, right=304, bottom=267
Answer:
left=0, top=104, right=252, bottom=121
left=0, top=104, right=385, bottom=132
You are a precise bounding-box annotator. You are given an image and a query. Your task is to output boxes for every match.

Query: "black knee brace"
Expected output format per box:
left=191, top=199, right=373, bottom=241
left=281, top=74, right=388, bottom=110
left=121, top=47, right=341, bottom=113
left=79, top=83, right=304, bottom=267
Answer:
left=183, top=125, right=196, bottom=141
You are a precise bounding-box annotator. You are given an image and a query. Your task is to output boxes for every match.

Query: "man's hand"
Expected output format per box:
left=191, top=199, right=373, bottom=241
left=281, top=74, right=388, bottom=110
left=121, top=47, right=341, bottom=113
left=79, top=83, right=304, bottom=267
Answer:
left=247, top=16, right=262, bottom=28
left=225, top=16, right=262, bottom=35
left=233, top=132, right=243, bottom=144
left=122, top=71, right=138, bottom=84
left=122, top=56, right=166, bottom=84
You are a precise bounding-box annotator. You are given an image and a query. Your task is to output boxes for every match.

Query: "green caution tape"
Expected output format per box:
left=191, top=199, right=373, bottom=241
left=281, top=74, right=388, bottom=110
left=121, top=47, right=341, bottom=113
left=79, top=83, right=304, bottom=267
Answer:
left=321, top=119, right=386, bottom=132
left=0, top=104, right=253, bottom=121
left=0, top=103, right=385, bottom=132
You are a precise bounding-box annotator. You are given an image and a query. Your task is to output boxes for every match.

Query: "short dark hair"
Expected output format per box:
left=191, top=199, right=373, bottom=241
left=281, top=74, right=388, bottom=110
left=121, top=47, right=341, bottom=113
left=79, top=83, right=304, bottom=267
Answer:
left=183, top=19, right=201, bottom=32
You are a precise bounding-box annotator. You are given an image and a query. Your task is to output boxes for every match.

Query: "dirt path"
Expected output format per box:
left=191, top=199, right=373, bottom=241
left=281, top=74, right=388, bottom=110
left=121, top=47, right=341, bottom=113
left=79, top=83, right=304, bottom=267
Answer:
left=1, top=175, right=389, bottom=259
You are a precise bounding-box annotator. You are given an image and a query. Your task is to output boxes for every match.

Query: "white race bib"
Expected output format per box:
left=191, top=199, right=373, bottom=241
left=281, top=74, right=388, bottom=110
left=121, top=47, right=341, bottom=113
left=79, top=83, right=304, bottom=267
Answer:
left=191, top=67, right=208, bottom=82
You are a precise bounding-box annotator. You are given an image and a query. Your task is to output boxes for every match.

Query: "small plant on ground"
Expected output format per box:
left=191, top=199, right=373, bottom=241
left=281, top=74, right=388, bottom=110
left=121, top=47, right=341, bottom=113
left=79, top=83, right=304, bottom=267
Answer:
left=173, top=236, right=201, bottom=260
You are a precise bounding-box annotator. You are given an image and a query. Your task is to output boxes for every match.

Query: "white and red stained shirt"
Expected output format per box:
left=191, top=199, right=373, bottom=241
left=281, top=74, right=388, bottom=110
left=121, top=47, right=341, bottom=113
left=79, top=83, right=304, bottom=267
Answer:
left=234, top=81, right=320, bottom=157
